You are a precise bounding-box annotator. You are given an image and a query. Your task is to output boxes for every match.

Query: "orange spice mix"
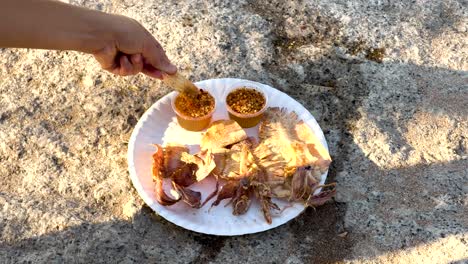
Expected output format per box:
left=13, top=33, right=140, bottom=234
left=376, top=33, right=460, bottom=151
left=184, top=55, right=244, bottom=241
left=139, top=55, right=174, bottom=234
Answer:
left=226, top=88, right=266, bottom=114
left=174, top=90, right=215, bottom=118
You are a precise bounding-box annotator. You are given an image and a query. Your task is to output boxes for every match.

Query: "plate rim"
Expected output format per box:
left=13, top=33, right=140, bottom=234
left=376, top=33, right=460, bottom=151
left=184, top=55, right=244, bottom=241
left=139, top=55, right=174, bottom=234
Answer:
left=127, top=78, right=329, bottom=236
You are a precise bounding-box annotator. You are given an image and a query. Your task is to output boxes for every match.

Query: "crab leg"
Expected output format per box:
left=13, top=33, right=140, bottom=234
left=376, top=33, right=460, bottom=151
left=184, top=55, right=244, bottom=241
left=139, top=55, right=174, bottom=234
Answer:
left=211, top=180, right=239, bottom=207
left=232, top=178, right=252, bottom=215
left=252, top=170, right=279, bottom=223
left=306, top=183, right=336, bottom=207
left=201, top=175, right=219, bottom=207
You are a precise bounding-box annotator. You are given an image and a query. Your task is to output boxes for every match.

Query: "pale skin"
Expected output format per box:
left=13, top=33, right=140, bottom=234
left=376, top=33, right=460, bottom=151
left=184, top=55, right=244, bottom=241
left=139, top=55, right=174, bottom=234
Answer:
left=0, top=0, right=177, bottom=78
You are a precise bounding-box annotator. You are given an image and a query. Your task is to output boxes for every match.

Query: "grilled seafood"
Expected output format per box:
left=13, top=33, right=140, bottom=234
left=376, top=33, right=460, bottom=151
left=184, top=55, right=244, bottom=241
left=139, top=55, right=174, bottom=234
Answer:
left=254, top=107, right=334, bottom=203
left=251, top=169, right=280, bottom=224
left=181, top=149, right=216, bottom=182
left=214, top=138, right=258, bottom=180
left=151, top=144, right=216, bottom=208
left=201, top=120, right=247, bottom=149
left=207, top=139, right=260, bottom=215
left=151, top=107, right=336, bottom=224
left=152, top=145, right=180, bottom=206
left=211, top=178, right=253, bottom=215
left=162, top=143, right=188, bottom=177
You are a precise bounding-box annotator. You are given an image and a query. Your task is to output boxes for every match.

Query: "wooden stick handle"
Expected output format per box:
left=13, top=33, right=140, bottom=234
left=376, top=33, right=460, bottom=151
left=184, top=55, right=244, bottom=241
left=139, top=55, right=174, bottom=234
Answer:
left=161, top=72, right=199, bottom=94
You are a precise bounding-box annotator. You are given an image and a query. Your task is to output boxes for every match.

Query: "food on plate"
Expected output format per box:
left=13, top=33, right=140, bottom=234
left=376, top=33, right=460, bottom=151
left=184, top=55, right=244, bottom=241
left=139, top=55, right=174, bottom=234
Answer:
left=162, top=143, right=189, bottom=177
left=208, top=139, right=259, bottom=215
left=172, top=90, right=216, bottom=131
left=175, top=90, right=215, bottom=118
left=211, top=138, right=259, bottom=180
left=152, top=145, right=180, bottom=206
left=151, top=144, right=217, bottom=208
left=226, top=87, right=266, bottom=114
left=254, top=107, right=334, bottom=203
left=180, top=149, right=216, bottom=182
left=200, top=120, right=247, bottom=149
left=225, top=86, right=268, bottom=128
left=207, top=138, right=280, bottom=219
left=151, top=107, right=335, bottom=223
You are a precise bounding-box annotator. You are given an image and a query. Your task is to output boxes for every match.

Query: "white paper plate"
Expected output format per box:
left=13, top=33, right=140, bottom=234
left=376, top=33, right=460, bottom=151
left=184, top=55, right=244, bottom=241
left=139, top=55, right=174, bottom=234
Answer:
left=128, top=78, right=329, bottom=236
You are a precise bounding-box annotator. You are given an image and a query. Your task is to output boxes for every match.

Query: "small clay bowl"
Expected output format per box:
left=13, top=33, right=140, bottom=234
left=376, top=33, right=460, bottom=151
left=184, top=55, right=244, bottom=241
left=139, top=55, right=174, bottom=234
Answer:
left=224, top=82, right=268, bottom=128
left=171, top=90, right=216, bottom=131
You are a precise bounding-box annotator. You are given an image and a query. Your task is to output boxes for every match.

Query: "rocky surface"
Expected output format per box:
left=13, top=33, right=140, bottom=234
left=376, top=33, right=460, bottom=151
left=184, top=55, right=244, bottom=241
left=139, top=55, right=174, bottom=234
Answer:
left=1, top=0, right=467, bottom=263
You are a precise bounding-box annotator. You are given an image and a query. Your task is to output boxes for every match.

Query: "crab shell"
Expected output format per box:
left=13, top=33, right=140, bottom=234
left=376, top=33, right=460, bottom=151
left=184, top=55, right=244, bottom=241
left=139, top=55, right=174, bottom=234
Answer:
left=151, top=144, right=217, bottom=208
left=254, top=107, right=333, bottom=201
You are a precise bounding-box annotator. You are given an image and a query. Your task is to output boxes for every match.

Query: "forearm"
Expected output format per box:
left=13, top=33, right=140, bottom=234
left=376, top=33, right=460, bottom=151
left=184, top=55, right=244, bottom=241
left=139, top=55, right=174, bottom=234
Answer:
left=0, top=0, right=176, bottom=78
left=0, top=0, right=115, bottom=53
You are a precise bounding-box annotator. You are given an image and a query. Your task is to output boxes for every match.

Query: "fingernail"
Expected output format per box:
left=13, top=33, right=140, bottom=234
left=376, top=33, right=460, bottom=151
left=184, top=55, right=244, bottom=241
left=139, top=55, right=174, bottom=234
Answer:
left=161, top=59, right=177, bottom=74
left=165, top=63, right=177, bottom=74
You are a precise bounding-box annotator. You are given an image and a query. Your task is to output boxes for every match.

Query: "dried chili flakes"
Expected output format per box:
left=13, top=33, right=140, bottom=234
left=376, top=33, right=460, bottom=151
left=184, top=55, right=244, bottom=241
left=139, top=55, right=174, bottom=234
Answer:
left=226, top=88, right=266, bottom=114
left=175, top=90, right=215, bottom=118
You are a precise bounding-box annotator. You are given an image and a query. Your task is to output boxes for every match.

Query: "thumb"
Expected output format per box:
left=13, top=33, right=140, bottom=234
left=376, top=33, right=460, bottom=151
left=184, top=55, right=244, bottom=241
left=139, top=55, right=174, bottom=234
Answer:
left=144, top=39, right=177, bottom=74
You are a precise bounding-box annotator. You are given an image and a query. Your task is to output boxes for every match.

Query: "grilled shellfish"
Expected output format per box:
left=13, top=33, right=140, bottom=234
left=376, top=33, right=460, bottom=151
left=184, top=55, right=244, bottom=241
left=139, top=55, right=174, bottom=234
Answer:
left=254, top=107, right=335, bottom=205
left=151, top=107, right=336, bottom=224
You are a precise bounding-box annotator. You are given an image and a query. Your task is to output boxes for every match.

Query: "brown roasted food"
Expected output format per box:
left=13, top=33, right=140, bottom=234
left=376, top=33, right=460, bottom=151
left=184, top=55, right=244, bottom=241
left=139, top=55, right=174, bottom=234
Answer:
left=151, top=107, right=336, bottom=224
left=200, top=120, right=247, bottom=149
left=152, top=145, right=180, bottom=206
left=254, top=107, right=335, bottom=207
left=151, top=144, right=217, bottom=208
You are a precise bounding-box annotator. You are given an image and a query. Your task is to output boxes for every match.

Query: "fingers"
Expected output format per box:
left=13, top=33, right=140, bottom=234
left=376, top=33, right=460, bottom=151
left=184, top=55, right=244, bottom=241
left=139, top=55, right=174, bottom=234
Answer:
left=142, top=63, right=163, bottom=79
left=118, top=55, right=133, bottom=76
left=94, top=35, right=175, bottom=78
left=93, top=15, right=175, bottom=78
left=110, top=53, right=144, bottom=76
left=130, top=54, right=143, bottom=73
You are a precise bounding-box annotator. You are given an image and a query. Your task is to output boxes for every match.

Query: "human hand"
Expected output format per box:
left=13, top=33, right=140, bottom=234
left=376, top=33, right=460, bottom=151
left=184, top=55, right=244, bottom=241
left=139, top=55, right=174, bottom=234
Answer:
left=1, top=1, right=176, bottom=79
left=92, top=14, right=176, bottom=79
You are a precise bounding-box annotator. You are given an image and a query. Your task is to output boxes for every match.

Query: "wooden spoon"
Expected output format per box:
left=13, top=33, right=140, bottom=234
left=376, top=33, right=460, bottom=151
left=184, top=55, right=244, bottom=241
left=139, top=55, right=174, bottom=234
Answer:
left=161, top=72, right=200, bottom=95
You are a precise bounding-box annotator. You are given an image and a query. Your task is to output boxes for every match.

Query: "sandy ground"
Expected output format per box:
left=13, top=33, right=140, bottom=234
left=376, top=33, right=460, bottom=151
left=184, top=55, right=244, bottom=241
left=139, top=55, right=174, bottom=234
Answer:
left=1, top=0, right=467, bottom=263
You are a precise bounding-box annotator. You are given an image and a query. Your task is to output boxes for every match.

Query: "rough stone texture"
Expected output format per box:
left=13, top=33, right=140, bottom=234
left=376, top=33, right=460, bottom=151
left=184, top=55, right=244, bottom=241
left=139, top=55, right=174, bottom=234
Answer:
left=1, top=0, right=467, bottom=263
